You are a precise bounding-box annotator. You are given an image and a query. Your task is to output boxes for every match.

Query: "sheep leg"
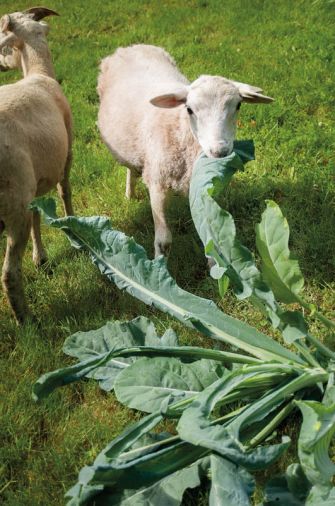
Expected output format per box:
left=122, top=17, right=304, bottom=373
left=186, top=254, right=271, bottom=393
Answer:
left=31, top=211, right=47, bottom=267
left=149, top=184, right=172, bottom=257
left=57, top=152, right=73, bottom=216
left=126, top=169, right=136, bottom=199
left=2, top=213, right=31, bottom=324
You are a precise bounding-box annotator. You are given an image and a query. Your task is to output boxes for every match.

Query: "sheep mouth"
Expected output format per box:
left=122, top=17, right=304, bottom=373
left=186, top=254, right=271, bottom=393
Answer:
left=205, top=148, right=233, bottom=159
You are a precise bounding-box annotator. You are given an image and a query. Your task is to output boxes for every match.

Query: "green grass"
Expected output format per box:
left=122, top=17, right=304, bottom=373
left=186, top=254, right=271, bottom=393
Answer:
left=0, top=0, right=334, bottom=504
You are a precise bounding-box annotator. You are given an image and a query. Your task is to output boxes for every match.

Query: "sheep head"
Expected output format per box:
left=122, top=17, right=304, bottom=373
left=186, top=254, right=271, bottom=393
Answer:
left=150, top=76, right=274, bottom=158
left=0, top=7, right=59, bottom=53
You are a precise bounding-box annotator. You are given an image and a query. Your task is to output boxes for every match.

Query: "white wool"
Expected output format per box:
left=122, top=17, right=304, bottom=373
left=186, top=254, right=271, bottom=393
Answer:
left=97, top=44, right=273, bottom=257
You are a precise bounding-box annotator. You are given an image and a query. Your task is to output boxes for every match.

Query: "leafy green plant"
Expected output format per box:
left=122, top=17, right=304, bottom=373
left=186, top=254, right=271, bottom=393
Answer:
left=190, top=141, right=334, bottom=359
left=31, top=197, right=299, bottom=365
left=31, top=143, right=334, bottom=505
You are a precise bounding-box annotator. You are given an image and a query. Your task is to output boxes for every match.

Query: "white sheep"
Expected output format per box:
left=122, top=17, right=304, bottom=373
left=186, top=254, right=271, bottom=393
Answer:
left=97, top=44, right=273, bottom=257
left=0, top=7, right=73, bottom=323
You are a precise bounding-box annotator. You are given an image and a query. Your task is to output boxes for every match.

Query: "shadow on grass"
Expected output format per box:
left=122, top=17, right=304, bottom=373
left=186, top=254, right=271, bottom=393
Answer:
left=224, top=173, right=335, bottom=283
left=115, top=171, right=334, bottom=286
left=14, top=170, right=332, bottom=334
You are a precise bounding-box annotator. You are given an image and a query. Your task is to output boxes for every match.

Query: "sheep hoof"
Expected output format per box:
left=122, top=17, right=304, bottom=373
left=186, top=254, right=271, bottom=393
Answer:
left=14, top=309, right=35, bottom=326
left=33, top=254, right=50, bottom=269
left=155, top=241, right=171, bottom=258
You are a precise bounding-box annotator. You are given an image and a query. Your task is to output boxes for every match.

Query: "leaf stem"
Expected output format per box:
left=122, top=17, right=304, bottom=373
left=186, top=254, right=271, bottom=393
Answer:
left=248, top=398, right=296, bottom=448
left=119, top=434, right=180, bottom=460
left=211, top=404, right=249, bottom=425
left=305, top=333, right=335, bottom=361
left=111, top=345, right=262, bottom=365
left=293, top=341, right=321, bottom=368
left=120, top=405, right=251, bottom=461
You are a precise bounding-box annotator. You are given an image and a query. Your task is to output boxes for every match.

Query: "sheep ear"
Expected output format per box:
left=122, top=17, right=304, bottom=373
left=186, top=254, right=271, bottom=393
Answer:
left=234, top=81, right=274, bottom=103
left=150, top=87, right=189, bottom=108
left=0, top=15, right=12, bottom=32
left=24, top=7, right=60, bottom=21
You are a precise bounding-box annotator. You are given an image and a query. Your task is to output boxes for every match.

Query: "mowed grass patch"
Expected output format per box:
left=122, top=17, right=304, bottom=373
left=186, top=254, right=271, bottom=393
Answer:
left=0, top=0, right=334, bottom=504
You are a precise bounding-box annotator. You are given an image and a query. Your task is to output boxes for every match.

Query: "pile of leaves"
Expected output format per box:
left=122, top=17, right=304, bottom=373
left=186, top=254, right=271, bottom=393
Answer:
left=32, top=141, right=335, bottom=505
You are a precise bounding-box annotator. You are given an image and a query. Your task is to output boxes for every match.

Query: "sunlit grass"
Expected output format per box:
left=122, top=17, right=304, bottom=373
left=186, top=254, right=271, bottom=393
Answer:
left=0, top=0, right=334, bottom=504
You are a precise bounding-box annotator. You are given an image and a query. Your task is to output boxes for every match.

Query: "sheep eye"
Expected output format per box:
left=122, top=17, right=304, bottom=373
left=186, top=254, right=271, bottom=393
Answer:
left=186, top=106, right=193, bottom=115
left=236, top=102, right=241, bottom=111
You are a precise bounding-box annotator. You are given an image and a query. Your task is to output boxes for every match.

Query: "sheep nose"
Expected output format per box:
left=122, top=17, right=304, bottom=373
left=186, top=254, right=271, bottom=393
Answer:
left=209, top=147, right=229, bottom=158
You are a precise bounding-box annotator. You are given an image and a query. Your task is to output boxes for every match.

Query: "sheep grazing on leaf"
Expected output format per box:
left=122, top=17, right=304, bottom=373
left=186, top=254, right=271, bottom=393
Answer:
left=97, top=44, right=273, bottom=257
left=0, top=7, right=73, bottom=324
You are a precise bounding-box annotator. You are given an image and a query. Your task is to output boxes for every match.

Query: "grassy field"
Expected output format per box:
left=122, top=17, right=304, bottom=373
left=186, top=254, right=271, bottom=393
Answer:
left=0, top=0, right=334, bottom=504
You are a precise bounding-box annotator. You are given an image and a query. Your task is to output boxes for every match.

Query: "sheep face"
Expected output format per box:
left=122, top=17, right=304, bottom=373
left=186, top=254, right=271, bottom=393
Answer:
left=0, top=8, right=59, bottom=54
left=0, top=12, right=49, bottom=52
left=150, top=75, right=273, bottom=159
left=185, top=76, right=241, bottom=158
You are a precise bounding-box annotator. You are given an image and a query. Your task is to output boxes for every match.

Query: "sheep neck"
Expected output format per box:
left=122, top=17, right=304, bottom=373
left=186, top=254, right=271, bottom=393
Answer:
left=20, top=41, right=55, bottom=78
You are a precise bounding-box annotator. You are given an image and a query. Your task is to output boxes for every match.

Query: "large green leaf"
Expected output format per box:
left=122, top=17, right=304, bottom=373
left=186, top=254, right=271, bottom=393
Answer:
left=114, top=357, right=225, bottom=413
left=33, top=346, right=259, bottom=400
left=203, top=194, right=269, bottom=300
left=65, top=415, right=208, bottom=505
left=178, top=367, right=327, bottom=470
left=322, top=373, right=335, bottom=406
left=33, top=340, right=260, bottom=401
left=82, top=457, right=209, bottom=506
left=190, top=141, right=254, bottom=240
left=262, top=463, right=310, bottom=505
left=66, top=410, right=164, bottom=505
left=31, top=197, right=303, bottom=365
left=64, top=316, right=178, bottom=360
left=262, top=462, right=335, bottom=506
left=209, top=454, right=254, bottom=506
left=189, top=140, right=261, bottom=301
left=201, top=194, right=305, bottom=343
left=190, top=141, right=254, bottom=214
left=177, top=366, right=300, bottom=470
left=262, top=477, right=303, bottom=506
left=255, top=200, right=304, bottom=304
left=262, top=466, right=335, bottom=506
left=306, top=485, right=335, bottom=505
left=189, top=145, right=313, bottom=353
left=86, top=439, right=207, bottom=487
left=295, top=400, right=335, bottom=488
left=62, top=316, right=177, bottom=391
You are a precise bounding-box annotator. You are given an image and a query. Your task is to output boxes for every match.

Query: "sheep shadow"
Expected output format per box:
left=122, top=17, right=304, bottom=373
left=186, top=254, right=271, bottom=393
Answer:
left=120, top=171, right=334, bottom=287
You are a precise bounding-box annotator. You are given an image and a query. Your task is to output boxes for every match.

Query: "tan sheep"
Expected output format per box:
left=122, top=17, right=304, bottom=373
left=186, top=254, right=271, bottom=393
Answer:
left=0, top=7, right=73, bottom=323
left=97, top=45, right=273, bottom=257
